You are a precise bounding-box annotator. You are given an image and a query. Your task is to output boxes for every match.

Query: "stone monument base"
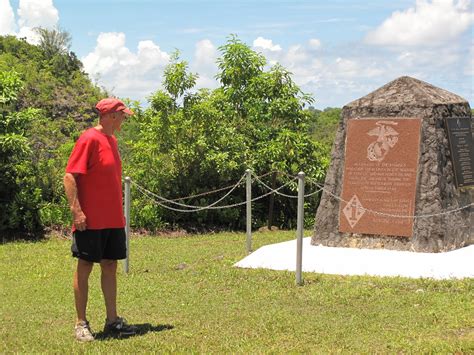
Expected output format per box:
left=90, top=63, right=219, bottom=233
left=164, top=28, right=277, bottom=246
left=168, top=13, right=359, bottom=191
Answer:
left=312, top=232, right=471, bottom=253
left=312, top=76, right=473, bottom=253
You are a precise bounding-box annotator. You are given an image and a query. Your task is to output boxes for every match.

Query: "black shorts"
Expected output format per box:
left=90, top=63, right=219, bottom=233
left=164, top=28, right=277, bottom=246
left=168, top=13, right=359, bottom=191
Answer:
left=71, top=228, right=127, bottom=263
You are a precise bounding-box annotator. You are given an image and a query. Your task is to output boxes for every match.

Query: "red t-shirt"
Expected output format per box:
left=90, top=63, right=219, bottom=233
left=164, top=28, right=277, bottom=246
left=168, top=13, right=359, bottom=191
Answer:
left=66, top=128, right=125, bottom=230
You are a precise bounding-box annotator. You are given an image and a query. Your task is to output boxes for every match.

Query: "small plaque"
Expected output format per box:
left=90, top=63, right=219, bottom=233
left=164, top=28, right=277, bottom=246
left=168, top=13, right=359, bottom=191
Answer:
left=445, top=117, right=474, bottom=188
left=339, top=118, right=422, bottom=237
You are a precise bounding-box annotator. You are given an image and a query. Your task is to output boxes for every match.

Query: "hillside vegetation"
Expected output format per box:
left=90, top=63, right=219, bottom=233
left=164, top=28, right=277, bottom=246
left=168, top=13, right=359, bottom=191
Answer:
left=0, top=32, right=340, bottom=235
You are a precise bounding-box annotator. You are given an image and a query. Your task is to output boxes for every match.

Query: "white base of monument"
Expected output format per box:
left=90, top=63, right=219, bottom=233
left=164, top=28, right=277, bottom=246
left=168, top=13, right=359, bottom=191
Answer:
left=234, top=237, right=473, bottom=280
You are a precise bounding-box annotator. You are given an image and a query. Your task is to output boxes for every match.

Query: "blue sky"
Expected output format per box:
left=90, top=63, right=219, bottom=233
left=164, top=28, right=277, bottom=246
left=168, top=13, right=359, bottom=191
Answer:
left=1, top=0, right=473, bottom=109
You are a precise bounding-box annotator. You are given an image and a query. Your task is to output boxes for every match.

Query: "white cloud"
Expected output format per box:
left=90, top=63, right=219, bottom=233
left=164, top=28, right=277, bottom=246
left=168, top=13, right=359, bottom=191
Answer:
left=308, top=38, right=321, bottom=50
left=17, top=0, right=58, bottom=28
left=194, top=39, right=217, bottom=71
left=192, top=39, right=219, bottom=90
left=285, top=45, right=309, bottom=65
left=82, top=32, right=170, bottom=100
left=0, top=0, right=59, bottom=44
left=83, top=33, right=127, bottom=75
left=137, top=40, right=169, bottom=70
left=249, top=36, right=286, bottom=72
left=82, top=36, right=217, bottom=102
left=16, top=26, right=40, bottom=44
left=0, top=0, right=16, bottom=35
left=366, top=0, right=474, bottom=47
left=1, top=0, right=471, bottom=109
left=253, top=36, right=282, bottom=52
left=17, top=0, right=59, bottom=44
left=334, top=57, right=359, bottom=76
left=396, top=47, right=460, bottom=68
left=466, top=41, right=474, bottom=76
left=262, top=38, right=384, bottom=104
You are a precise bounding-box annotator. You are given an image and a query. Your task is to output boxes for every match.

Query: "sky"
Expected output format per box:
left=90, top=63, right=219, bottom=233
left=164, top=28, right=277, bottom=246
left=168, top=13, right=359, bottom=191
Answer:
left=1, top=0, right=473, bottom=109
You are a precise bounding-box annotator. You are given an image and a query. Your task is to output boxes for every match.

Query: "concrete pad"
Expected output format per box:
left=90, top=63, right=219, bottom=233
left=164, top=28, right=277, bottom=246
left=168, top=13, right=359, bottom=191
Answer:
left=234, top=237, right=474, bottom=279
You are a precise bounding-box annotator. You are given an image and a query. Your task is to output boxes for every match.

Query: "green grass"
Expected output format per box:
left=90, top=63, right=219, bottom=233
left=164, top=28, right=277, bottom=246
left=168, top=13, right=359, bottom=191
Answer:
left=1, top=231, right=473, bottom=353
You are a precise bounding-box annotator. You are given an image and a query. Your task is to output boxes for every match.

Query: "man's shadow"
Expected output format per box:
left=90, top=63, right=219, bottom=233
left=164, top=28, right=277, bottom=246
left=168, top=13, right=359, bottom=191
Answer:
left=95, top=323, right=174, bottom=340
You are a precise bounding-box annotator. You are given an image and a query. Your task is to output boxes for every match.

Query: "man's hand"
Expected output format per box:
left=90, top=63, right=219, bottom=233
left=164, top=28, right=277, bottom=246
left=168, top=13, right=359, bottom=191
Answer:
left=73, top=209, right=87, bottom=231
left=64, top=173, right=87, bottom=231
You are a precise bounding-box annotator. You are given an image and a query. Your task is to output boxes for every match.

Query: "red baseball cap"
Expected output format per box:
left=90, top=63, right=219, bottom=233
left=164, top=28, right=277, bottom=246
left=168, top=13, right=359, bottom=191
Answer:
left=96, top=98, right=134, bottom=115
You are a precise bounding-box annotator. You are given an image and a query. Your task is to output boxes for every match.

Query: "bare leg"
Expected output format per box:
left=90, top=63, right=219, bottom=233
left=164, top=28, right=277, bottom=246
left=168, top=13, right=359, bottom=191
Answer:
left=100, top=259, right=118, bottom=323
left=73, top=259, right=94, bottom=323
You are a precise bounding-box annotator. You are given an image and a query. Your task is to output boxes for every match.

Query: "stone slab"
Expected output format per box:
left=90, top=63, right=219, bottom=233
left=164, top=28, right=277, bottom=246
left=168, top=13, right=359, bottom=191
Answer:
left=445, top=117, right=474, bottom=188
left=339, top=118, right=422, bottom=237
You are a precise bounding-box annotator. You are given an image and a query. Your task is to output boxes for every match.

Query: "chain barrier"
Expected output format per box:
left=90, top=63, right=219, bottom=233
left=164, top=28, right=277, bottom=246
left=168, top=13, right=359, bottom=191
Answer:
left=131, top=173, right=246, bottom=210
left=127, top=172, right=472, bottom=218
left=131, top=174, right=298, bottom=213
left=252, top=172, right=323, bottom=198
left=129, top=170, right=277, bottom=202
left=304, top=176, right=473, bottom=219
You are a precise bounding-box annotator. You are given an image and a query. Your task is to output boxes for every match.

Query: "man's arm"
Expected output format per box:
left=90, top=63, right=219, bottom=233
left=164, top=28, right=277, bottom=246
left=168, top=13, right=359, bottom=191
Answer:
left=63, top=173, right=87, bottom=231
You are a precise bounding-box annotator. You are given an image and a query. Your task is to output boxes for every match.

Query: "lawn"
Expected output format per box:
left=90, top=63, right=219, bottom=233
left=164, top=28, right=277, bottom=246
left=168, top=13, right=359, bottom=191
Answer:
left=1, top=231, right=473, bottom=353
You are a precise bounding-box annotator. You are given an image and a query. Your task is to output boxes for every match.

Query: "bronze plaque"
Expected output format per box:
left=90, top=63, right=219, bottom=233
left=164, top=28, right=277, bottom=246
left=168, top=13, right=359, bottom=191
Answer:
left=445, top=117, right=474, bottom=188
left=339, top=118, right=422, bottom=237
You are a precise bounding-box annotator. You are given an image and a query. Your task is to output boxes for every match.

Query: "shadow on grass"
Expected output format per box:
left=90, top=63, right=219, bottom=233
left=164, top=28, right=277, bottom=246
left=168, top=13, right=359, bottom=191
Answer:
left=94, top=323, right=174, bottom=341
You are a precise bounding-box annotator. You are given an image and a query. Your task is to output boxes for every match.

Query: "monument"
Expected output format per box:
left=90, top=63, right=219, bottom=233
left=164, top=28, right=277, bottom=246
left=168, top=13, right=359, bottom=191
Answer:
left=312, top=76, right=473, bottom=252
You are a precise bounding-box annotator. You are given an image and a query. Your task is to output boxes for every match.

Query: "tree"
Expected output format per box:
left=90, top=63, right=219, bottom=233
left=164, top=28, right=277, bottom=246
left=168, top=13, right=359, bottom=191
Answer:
left=0, top=35, right=106, bottom=232
left=163, top=50, right=198, bottom=105
left=123, top=54, right=248, bottom=230
left=35, top=27, right=71, bottom=59
left=217, top=35, right=266, bottom=118
left=308, top=107, right=341, bottom=155
left=0, top=70, right=43, bottom=232
left=215, top=37, right=327, bottom=227
left=0, top=33, right=332, bottom=232
left=122, top=37, right=329, bottom=231
left=35, top=27, right=84, bottom=82
left=0, top=34, right=101, bottom=124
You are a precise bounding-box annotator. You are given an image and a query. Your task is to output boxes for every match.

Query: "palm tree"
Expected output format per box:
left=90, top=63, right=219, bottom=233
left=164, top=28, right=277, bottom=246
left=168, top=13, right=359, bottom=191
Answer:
left=35, top=27, right=71, bottom=59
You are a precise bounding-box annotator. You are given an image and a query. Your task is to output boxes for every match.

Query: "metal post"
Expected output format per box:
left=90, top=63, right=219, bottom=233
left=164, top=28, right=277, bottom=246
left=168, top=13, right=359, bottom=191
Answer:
left=296, top=171, right=305, bottom=285
left=246, top=169, right=252, bottom=253
left=124, top=176, right=131, bottom=273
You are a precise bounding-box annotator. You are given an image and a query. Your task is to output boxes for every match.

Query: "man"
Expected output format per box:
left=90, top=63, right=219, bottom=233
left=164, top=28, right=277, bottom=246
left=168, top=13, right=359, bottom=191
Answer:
left=64, top=98, right=136, bottom=342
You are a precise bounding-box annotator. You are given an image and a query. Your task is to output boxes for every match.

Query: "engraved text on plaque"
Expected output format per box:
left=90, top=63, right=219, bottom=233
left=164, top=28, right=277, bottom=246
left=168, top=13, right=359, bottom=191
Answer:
left=339, top=118, right=422, bottom=237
